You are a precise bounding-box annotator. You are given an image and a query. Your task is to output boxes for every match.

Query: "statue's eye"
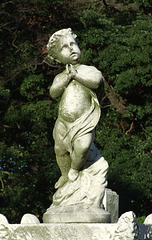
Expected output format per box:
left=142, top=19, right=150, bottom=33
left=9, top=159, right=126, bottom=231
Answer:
left=70, top=42, right=76, bottom=47
left=61, top=44, right=68, bottom=51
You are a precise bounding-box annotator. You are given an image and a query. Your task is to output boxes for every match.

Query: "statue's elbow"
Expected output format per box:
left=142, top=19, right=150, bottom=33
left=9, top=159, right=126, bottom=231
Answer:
left=49, top=86, right=62, bottom=99
left=96, top=73, right=104, bottom=89
left=49, top=88, right=57, bottom=99
left=94, top=78, right=103, bottom=89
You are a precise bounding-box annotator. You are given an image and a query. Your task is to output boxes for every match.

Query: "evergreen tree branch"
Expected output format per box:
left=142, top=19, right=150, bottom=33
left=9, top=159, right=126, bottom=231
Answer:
left=104, top=80, right=127, bottom=114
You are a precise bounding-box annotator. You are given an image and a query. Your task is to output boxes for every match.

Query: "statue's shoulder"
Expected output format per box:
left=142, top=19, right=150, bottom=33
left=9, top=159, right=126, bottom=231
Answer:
left=54, top=69, right=66, bottom=79
left=77, top=64, right=98, bottom=73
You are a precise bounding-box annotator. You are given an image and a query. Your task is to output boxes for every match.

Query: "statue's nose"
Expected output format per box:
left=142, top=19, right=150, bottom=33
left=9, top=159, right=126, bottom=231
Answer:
left=70, top=45, right=73, bottom=51
left=68, top=43, right=73, bottom=51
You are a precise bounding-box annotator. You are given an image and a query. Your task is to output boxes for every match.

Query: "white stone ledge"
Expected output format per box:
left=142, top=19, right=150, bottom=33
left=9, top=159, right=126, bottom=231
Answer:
left=0, top=212, right=152, bottom=240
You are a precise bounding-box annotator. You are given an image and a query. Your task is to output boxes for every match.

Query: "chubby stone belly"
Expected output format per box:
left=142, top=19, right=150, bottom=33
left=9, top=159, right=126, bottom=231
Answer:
left=59, top=80, right=91, bottom=122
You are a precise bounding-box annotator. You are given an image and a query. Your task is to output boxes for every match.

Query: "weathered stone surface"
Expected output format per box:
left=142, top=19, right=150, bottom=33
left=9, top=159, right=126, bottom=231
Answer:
left=43, top=148, right=110, bottom=223
left=43, top=205, right=111, bottom=223
left=103, top=188, right=119, bottom=223
left=0, top=214, right=9, bottom=224
left=113, top=211, right=139, bottom=239
left=50, top=150, right=108, bottom=209
left=0, top=212, right=152, bottom=240
left=21, top=214, right=40, bottom=224
left=144, top=214, right=152, bottom=224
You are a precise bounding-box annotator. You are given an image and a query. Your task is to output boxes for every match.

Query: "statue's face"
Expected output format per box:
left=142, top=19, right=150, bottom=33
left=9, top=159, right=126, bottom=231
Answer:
left=55, top=34, right=81, bottom=65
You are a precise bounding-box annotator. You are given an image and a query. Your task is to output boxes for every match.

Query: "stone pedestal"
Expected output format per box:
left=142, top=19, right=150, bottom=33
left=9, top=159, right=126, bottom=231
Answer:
left=43, top=188, right=118, bottom=224
left=1, top=212, right=152, bottom=240
left=43, top=154, right=111, bottom=224
left=103, top=188, right=119, bottom=223
left=43, top=205, right=111, bottom=223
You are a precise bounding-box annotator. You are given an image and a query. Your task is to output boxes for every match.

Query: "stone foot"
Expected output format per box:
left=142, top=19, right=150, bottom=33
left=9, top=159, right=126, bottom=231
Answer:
left=68, top=168, right=79, bottom=182
left=55, top=176, right=68, bottom=189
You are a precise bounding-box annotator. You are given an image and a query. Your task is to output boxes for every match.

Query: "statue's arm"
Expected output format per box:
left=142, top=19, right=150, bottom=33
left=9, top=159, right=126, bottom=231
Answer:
left=49, top=72, right=70, bottom=99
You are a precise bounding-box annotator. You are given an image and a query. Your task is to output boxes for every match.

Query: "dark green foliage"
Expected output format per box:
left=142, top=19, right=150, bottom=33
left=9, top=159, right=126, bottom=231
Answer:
left=0, top=73, right=59, bottom=222
left=0, top=0, right=152, bottom=222
left=77, top=2, right=152, bottom=218
left=96, top=119, right=152, bottom=217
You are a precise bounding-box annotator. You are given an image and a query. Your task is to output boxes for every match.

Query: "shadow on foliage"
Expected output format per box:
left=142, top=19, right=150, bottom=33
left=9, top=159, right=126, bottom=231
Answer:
left=108, top=174, right=152, bottom=218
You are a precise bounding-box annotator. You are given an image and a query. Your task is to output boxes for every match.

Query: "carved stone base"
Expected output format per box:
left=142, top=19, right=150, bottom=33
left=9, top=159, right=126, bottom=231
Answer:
left=51, top=153, right=109, bottom=208
left=0, top=212, right=152, bottom=240
left=103, top=188, right=119, bottom=223
left=43, top=204, right=111, bottom=223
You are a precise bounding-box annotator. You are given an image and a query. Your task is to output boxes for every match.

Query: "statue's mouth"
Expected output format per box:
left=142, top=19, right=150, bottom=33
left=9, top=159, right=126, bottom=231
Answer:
left=71, top=52, right=78, bottom=56
left=70, top=53, right=79, bottom=61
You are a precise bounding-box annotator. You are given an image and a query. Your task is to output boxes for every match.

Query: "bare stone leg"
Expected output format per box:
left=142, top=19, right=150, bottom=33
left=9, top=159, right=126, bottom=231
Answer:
left=55, top=153, right=71, bottom=189
left=69, top=132, right=93, bottom=181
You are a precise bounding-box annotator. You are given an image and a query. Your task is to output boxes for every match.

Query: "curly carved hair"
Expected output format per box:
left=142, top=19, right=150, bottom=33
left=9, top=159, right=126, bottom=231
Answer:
left=47, top=28, right=77, bottom=61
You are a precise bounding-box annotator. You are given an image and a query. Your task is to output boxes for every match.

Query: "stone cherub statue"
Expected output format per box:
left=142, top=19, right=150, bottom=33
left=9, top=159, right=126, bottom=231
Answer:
left=47, top=28, right=104, bottom=188
left=43, top=28, right=110, bottom=223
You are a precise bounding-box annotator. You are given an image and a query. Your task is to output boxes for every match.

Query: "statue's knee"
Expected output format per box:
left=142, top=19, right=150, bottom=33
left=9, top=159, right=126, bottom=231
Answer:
left=81, top=144, right=90, bottom=156
left=54, top=144, right=67, bottom=156
left=54, top=145, right=61, bottom=155
left=73, top=145, right=89, bottom=159
left=74, top=137, right=91, bottom=156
